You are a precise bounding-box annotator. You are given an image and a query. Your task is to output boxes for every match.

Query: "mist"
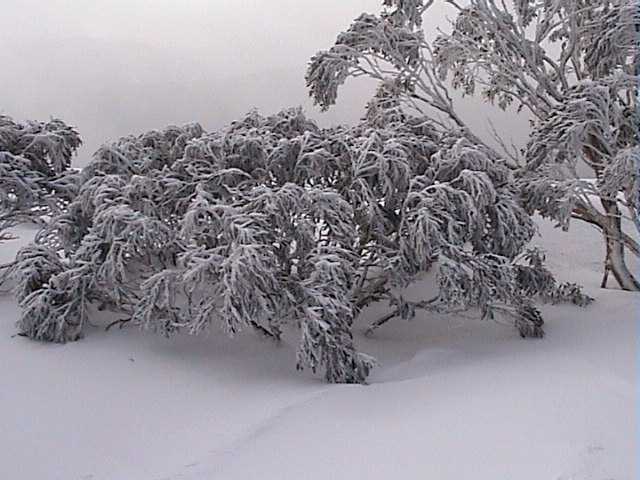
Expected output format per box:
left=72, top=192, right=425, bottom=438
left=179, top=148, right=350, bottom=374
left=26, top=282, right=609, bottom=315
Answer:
left=0, top=0, right=530, bottom=166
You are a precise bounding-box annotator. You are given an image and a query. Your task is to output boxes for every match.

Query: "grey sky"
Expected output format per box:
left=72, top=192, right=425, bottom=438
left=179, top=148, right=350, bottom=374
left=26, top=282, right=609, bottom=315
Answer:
left=0, top=0, right=530, bottom=166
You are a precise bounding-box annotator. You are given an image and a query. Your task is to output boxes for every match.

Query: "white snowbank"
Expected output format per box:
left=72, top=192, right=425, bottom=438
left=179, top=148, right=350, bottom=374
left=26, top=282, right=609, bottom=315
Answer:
left=0, top=217, right=637, bottom=480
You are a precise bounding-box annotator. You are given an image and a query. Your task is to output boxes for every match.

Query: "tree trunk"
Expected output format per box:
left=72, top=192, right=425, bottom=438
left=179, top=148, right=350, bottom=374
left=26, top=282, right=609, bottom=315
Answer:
left=600, top=199, right=640, bottom=291
left=578, top=129, right=640, bottom=291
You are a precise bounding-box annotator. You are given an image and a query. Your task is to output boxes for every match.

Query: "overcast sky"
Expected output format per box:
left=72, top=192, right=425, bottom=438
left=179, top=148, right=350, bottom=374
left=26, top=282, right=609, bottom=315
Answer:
left=0, top=0, right=530, bottom=166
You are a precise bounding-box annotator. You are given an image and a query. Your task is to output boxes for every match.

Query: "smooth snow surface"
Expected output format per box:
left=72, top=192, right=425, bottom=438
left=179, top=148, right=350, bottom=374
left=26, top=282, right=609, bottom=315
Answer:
left=0, top=218, right=637, bottom=480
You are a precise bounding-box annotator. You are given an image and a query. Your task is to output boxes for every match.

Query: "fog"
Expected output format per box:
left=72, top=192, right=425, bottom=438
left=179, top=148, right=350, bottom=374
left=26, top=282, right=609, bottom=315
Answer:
left=0, top=0, right=530, bottom=166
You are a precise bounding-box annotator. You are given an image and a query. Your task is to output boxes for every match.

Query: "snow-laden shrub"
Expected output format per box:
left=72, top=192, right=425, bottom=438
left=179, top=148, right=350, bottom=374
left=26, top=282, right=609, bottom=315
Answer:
left=0, top=115, right=82, bottom=224
left=9, top=108, right=591, bottom=383
left=0, top=115, right=81, bottom=287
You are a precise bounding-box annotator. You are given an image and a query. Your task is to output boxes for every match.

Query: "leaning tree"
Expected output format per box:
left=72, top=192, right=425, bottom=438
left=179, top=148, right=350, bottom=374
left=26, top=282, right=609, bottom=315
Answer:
left=307, top=0, right=640, bottom=290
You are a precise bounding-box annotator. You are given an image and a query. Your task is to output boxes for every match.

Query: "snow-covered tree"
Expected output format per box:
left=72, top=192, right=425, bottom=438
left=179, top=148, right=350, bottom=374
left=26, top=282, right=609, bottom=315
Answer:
left=307, top=0, right=640, bottom=290
left=9, top=107, right=590, bottom=383
left=0, top=113, right=82, bottom=291
left=0, top=115, right=82, bottom=224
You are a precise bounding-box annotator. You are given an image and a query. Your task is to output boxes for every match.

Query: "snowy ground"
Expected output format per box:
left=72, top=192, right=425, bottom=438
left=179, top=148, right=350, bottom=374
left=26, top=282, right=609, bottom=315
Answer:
left=0, top=218, right=637, bottom=480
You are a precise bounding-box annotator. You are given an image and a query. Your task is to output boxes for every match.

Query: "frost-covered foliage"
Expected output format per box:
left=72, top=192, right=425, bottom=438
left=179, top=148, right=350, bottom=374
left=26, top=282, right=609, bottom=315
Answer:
left=8, top=0, right=602, bottom=382
left=8, top=108, right=591, bottom=383
left=0, top=114, right=81, bottom=288
left=0, top=115, right=82, bottom=224
left=308, top=0, right=640, bottom=290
